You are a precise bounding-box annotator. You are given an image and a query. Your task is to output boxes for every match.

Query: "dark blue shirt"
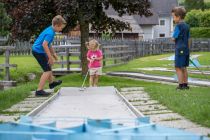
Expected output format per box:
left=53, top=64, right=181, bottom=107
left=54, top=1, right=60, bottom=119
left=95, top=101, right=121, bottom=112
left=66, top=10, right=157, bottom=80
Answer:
left=32, top=26, right=55, bottom=53
left=172, top=22, right=190, bottom=55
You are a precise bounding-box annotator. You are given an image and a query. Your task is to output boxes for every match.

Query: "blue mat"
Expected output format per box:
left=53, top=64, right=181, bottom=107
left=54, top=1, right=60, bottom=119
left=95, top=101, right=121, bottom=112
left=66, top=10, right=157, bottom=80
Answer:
left=0, top=116, right=208, bottom=140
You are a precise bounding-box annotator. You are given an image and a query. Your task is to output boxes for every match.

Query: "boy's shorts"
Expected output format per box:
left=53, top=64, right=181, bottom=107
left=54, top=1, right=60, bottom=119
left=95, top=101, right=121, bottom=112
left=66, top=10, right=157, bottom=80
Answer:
left=32, top=51, right=52, bottom=72
left=89, top=67, right=102, bottom=76
left=175, top=55, right=189, bottom=68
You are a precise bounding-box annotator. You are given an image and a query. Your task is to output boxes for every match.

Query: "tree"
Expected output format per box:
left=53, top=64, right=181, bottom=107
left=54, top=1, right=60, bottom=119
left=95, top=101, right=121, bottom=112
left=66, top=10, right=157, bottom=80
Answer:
left=1, top=0, right=152, bottom=74
left=0, top=2, right=11, bottom=36
left=185, top=10, right=202, bottom=27
left=184, top=0, right=205, bottom=12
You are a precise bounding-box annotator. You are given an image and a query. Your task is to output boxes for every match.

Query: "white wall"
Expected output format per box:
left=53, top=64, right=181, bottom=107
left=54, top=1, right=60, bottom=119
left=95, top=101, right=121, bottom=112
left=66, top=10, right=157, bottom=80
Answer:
left=140, top=25, right=154, bottom=40
left=153, top=16, right=173, bottom=38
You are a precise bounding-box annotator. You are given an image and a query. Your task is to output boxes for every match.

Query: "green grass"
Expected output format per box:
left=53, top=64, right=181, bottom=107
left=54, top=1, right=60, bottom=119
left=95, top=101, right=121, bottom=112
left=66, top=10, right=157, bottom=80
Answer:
left=0, top=55, right=80, bottom=82
left=103, top=52, right=210, bottom=80
left=0, top=55, right=40, bottom=82
left=0, top=53, right=210, bottom=128
left=0, top=82, right=37, bottom=112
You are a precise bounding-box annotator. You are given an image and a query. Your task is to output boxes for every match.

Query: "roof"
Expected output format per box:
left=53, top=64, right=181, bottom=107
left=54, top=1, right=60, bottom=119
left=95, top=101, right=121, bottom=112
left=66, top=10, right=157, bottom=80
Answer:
left=104, top=0, right=178, bottom=26
left=151, top=0, right=178, bottom=16
left=107, top=15, right=143, bottom=33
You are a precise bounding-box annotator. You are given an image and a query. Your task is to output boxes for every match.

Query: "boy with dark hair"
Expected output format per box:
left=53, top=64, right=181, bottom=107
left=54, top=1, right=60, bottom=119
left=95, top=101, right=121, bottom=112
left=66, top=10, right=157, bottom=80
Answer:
left=32, top=15, right=67, bottom=96
left=172, top=7, right=191, bottom=90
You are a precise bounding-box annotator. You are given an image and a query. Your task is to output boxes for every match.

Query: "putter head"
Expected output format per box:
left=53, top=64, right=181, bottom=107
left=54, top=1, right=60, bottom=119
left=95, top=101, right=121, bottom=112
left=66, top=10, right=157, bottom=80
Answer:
left=79, top=87, right=86, bottom=91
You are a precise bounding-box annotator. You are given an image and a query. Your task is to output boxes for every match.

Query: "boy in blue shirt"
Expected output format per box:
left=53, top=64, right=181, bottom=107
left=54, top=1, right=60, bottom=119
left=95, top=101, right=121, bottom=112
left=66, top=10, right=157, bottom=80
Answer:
left=32, top=15, right=66, bottom=96
left=172, top=7, right=191, bottom=90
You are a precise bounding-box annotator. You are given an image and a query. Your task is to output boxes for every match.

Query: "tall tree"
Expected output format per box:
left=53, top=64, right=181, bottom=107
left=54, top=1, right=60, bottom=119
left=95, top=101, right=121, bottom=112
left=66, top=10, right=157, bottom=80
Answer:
left=184, top=0, right=205, bottom=11
left=0, top=2, right=11, bottom=36
left=1, top=0, right=152, bottom=74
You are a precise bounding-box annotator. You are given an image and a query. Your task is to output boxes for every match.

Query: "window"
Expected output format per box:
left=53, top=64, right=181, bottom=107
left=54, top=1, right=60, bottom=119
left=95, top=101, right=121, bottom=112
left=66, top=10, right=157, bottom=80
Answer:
left=159, top=34, right=165, bottom=38
left=159, top=20, right=165, bottom=26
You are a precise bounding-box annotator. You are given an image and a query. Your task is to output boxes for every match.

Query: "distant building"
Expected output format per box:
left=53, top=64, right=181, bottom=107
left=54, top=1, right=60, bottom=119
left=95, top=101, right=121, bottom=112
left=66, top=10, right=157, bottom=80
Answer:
left=68, top=0, right=178, bottom=40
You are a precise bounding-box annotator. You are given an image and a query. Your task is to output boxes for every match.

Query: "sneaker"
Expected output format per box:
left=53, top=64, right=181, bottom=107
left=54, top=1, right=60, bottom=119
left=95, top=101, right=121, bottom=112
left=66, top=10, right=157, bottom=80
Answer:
left=183, top=86, right=190, bottom=90
left=176, top=86, right=183, bottom=90
left=49, top=80, right=62, bottom=89
left=35, top=90, right=51, bottom=96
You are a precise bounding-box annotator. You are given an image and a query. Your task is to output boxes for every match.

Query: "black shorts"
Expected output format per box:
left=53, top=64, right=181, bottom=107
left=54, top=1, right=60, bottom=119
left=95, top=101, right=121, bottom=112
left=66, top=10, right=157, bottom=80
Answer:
left=32, top=51, right=51, bottom=72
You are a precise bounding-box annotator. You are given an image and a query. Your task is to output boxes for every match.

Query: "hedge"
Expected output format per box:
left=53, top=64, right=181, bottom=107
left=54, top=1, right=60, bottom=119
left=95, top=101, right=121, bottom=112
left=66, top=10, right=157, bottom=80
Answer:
left=190, top=27, right=210, bottom=38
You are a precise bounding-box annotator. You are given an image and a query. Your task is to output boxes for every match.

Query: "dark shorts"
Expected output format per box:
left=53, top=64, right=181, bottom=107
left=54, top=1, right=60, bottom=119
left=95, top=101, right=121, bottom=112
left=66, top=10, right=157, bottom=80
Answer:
left=32, top=51, right=51, bottom=72
left=175, top=55, right=189, bottom=68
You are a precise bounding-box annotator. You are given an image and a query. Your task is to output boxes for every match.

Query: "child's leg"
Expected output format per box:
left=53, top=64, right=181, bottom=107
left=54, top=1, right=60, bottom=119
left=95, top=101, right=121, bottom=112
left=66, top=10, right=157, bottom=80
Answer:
left=182, top=67, right=189, bottom=89
left=48, top=71, right=54, bottom=84
left=93, top=75, right=99, bottom=87
left=89, top=75, right=94, bottom=87
left=38, top=71, right=51, bottom=90
left=175, top=67, right=183, bottom=84
left=182, top=67, right=188, bottom=83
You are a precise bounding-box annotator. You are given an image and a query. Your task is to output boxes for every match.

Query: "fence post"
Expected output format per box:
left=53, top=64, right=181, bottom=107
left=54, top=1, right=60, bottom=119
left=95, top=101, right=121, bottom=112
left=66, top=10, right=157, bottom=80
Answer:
left=5, top=48, right=10, bottom=81
left=66, top=48, right=70, bottom=71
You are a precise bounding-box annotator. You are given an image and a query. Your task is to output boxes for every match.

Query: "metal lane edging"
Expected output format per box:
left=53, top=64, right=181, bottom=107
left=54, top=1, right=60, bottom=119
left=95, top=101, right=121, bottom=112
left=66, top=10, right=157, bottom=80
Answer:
left=115, top=88, right=145, bottom=118
left=26, top=90, right=60, bottom=117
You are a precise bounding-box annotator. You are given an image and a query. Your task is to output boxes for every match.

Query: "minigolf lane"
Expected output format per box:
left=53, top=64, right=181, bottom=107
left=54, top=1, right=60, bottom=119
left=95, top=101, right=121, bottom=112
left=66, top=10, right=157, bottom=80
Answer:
left=33, top=86, right=137, bottom=128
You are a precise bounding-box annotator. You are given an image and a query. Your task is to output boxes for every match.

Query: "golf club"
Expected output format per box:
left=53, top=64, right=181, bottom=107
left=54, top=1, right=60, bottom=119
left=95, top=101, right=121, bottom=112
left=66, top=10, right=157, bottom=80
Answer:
left=79, top=69, right=89, bottom=91
left=189, top=58, right=209, bottom=79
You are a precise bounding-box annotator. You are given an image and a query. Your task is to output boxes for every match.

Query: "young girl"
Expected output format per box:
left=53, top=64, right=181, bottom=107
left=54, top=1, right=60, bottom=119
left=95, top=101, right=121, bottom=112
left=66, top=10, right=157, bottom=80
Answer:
left=86, top=39, right=103, bottom=87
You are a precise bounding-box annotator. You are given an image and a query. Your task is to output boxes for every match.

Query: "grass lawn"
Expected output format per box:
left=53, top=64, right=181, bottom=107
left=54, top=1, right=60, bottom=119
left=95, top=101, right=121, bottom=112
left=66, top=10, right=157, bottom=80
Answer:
left=0, top=53, right=209, bottom=128
left=103, top=52, right=210, bottom=80
left=0, top=55, right=80, bottom=82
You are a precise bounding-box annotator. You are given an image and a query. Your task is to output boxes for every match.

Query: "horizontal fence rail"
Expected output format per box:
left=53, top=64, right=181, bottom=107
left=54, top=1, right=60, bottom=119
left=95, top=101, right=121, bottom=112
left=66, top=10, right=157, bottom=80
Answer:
left=1, top=38, right=210, bottom=70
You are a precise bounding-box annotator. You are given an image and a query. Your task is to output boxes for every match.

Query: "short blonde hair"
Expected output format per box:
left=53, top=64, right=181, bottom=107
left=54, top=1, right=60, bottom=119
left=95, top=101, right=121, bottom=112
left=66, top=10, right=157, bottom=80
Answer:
left=52, top=15, right=67, bottom=26
left=89, top=39, right=100, bottom=50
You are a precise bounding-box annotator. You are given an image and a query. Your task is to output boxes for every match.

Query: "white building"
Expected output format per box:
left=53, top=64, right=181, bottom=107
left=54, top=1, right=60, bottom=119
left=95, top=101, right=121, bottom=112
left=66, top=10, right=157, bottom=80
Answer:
left=104, top=0, right=178, bottom=40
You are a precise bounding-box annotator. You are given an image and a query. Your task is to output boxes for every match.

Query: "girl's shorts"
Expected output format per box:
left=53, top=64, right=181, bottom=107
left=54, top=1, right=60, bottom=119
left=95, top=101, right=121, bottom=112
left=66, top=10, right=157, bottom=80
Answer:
left=89, top=67, right=102, bottom=76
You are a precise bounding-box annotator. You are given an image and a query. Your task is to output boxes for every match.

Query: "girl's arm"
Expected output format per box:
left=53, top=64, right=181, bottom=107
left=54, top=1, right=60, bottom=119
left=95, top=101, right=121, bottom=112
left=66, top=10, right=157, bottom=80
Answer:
left=96, top=56, right=103, bottom=61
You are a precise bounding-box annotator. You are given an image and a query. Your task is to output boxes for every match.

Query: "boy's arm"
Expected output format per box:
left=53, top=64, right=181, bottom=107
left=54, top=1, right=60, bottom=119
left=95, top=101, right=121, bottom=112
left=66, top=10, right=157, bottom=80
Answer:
left=188, top=38, right=192, bottom=48
left=188, top=30, right=191, bottom=48
left=43, top=41, right=54, bottom=65
left=172, top=25, right=180, bottom=42
left=49, top=46, right=58, bottom=61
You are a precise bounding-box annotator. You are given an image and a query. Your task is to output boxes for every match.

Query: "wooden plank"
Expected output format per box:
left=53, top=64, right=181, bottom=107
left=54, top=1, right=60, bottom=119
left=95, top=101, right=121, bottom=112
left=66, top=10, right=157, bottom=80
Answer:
left=57, top=52, right=80, bottom=56
left=104, top=50, right=136, bottom=55
left=103, top=45, right=130, bottom=49
left=53, top=44, right=80, bottom=49
left=104, top=56, right=131, bottom=61
left=0, top=64, right=17, bottom=68
left=55, top=60, right=81, bottom=65
left=0, top=46, right=15, bottom=50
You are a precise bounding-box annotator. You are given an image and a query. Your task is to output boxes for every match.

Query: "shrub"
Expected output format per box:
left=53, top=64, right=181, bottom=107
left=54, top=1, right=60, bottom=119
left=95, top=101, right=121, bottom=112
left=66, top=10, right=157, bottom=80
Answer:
left=185, top=10, right=202, bottom=27
left=190, top=27, right=210, bottom=38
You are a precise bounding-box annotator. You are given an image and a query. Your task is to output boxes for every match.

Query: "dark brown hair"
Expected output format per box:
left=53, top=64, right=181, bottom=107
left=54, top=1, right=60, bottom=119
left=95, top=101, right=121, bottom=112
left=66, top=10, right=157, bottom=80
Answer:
left=171, top=7, right=186, bottom=19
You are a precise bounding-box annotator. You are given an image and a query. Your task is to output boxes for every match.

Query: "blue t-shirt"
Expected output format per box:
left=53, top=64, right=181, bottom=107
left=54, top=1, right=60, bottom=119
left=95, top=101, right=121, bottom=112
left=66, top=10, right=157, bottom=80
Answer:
left=32, top=26, right=55, bottom=53
left=172, top=22, right=190, bottom=55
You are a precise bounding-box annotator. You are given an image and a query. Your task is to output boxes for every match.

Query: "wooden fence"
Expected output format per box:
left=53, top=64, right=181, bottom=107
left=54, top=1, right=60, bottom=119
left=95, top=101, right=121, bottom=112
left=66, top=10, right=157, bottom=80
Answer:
left=1, top=38, right=210, bottom=71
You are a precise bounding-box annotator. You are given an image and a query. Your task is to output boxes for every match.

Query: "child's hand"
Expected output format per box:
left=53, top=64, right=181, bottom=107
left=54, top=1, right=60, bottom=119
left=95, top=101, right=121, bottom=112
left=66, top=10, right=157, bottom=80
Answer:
left=53, top=53, right=58, bottom=61
left=48, top=57, right=54, bottom=65
left=90, top=59, right=94, bottom=63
